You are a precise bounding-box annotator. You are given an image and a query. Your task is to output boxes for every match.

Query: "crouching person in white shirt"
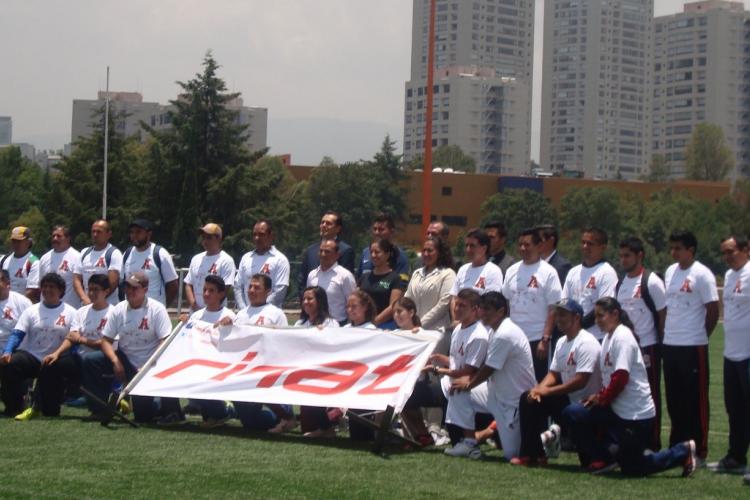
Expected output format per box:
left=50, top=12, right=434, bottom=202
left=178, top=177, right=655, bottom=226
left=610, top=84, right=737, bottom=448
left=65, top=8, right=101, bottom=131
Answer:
left=218, top=273, right=293, bottom=434
left=80, top=272, right=179, bottom=424
left=427, top=288, right=490, bottom=459
left=452, top=291, right=537, bottom=461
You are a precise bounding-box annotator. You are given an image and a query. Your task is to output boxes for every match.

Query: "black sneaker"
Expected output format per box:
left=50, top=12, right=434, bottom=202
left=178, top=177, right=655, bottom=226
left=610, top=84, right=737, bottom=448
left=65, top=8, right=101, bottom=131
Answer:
left=708, top=456, right=746, bottom=474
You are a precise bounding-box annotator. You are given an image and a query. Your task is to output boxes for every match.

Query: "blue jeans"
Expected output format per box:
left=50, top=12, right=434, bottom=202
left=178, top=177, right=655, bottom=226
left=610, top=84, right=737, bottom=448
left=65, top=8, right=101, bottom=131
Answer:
left=563, top=403, right=689, bottom=476
left=233, top=402, right=279, bottom=431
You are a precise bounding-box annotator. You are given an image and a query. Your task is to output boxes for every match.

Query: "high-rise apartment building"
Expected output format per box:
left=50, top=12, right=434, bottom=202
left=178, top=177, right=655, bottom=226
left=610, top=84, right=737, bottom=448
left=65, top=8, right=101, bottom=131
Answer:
left=540, top=0, right=653, bottom=179
left=652, top=0, right=750, bottom=180
left=403, top=0, right=534, bottom=174
left=71, top=91, right=268, bottom=153
left=0, top=116, right=11, bottom=145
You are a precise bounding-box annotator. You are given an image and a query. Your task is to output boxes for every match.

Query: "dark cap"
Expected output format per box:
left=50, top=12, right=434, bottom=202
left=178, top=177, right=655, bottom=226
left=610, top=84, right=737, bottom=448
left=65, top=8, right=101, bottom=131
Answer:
left=554, top=298, right=583, bottom=317
left=125, top=271, right=149, bottom=288
left=128, top=219, right=153, bottom=231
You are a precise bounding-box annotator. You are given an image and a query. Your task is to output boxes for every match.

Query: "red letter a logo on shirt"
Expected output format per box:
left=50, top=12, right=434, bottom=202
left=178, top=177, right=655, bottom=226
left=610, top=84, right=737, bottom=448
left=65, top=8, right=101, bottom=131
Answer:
left=603, top=352, right=612, bottom=367
left=59, top=260, right=69, bottom=272
left=3, top=308, right=13, bottom=320
left=255, top=316, right=265, bottom=326
left=14, top=267, right=24, bottom=278
left=475, top=277, right=486, bottom=289
left=585, top=276, right=597, bottom=289
left=679, top=279, right=692, bottom=293
left=55, top=314, right=67, bottom=327
left=138, top=317, right=149, bottom=330
left=734, top=280, right=742, bottom=294
left=527, top=276, right=539, bottom=289
left=633, top=285, right=642, bottom=299
left=97, top=318, right=108, bottom=331
left=208, top=263, right=218, bottom=275
left=260, top=263, right=271, bottom=275
left=95, top=256, right=106, bottom=268
left=142, top=258, right=151, bottom=270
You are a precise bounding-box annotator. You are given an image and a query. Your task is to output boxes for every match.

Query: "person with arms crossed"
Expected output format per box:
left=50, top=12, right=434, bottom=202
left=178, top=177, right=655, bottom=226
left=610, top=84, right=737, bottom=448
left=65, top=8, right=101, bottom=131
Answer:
left=0, top=273, right=77, bottom=419
left=184, top=223, right=236, bottom=311
left=662, top=230, right=719, bottom=463
left=0, top=226, right=40, bottom=302
left=235, top=220, right=289, bottom=309
left=502, top=228, right=562, bottom=381
left=563, top=298, right=698, bottom=477
left=38, top=225, right=84, bottom=307
left=616, top=236, right=666, bottom=450
left=74, top=219, right=123, bottom=306
left=513, top=298, right=601, bottom=465
left=121, top=219, right=179, bottom=306
left=561, top=227, right=618, bottom=341
left=307, top=239, right=356, bottom=325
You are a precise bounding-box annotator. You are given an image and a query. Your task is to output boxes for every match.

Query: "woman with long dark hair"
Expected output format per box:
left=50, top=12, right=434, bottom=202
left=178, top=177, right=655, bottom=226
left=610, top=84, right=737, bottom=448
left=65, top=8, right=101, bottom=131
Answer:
left=358, top=238, right=404, bottom=329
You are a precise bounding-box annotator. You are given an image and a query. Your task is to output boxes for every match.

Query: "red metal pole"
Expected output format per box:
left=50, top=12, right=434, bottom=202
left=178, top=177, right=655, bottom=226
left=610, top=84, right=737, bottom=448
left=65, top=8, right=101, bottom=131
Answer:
left=421, top=0, right=436, bottom=237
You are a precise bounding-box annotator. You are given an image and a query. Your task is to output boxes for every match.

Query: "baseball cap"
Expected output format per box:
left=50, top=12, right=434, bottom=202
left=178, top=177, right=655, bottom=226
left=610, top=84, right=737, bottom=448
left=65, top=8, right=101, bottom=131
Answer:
left=554, top=298, right=584, bottom=317
left=125, top=271, right=149, bottom=288
left=199, top=223, right=222, bottom=238
left=128, top=219, right=153, bottom=231
left=10, top=226, right=31, bottom=241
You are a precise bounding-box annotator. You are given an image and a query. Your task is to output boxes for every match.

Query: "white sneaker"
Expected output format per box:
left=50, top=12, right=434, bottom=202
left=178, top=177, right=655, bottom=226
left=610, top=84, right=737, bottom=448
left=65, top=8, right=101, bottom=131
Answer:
left=540, top=423, right=561, bottom=458
left=743, top=467, right=750, bottom=485
left=444, top=439, right=482, bottom=460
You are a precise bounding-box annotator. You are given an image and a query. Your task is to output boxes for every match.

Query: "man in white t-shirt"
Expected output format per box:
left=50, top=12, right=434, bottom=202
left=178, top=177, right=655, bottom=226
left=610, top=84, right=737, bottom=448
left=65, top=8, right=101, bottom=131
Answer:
left=561, top=227, right=618, bottom=341
left=502, top=228, right=562, bottom=381
left=38, top=225, right=85, bottom=308
left=514, top=298, right=601, bottom=465
left=80, top=271, right=178, bottom=423
left=121, top=219, right=179, bottom=306
left=74, top=219, right=124, bottom=306
left=307, top=239, right=356, bottom=324
left=617, top=236, right=667, bottom=451
left=235, top=220, right=289, bottom=309
left=450, top=229, right=503, bottom=325
left=184, top=223, right=236, bottom=311
left=452, top=291, right=536, bottom=461
left=0, top=273, right=77, bottom=419
left=710, top=235, right=750, bottom=474
left=0, top=226, right=40, bottom=301
left=428, top=289, right=490, bottom=459
left=0, top=269, right=32, bottom=354
left=662, top=230, right=719, bottom=462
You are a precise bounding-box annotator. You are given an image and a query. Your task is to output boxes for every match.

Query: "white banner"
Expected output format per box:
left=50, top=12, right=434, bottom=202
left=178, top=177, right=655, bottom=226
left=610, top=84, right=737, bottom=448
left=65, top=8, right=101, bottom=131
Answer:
left=129, top=321, right=440, bottom=412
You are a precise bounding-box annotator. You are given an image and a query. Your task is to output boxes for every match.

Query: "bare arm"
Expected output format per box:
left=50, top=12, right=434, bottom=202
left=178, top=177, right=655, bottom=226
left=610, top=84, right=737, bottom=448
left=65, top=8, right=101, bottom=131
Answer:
left=374, top=288, right=403, bottom=325
left=705, top=301, right=719, bottom=337
left=165, top=279, right=179, bottom=307
left=73, top=274, right=90, bottom=305
left=184, top=283, right=197, bottom=311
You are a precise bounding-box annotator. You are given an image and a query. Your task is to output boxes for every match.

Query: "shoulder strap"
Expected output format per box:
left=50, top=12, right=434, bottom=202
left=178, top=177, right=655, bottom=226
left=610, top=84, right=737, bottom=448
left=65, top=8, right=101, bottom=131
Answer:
left=121, top=246, right=134, bottom=282
left=152, top=244, right=164, bottom=281
left=104, top=245, right=116, bottom=267
left=615, top=275, right=623, bottom=296
left=0, top=254, right=9, bottom=270
left=81, top=246, right=93, bottom=262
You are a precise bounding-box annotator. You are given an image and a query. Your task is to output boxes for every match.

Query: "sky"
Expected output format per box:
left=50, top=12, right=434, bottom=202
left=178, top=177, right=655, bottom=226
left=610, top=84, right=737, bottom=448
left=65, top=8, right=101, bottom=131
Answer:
left=1, top=0, right=746, bottom=164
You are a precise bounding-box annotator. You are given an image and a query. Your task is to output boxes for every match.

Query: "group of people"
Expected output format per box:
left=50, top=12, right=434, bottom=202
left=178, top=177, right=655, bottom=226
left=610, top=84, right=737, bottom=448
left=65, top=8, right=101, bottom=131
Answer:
left=0, top=212, right=748, bottom=484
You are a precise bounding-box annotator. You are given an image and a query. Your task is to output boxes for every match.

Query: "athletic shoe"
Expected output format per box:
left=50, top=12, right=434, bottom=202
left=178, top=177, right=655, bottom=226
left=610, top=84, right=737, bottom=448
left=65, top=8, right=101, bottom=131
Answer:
left=200, top=416, right=230, bottom=429
left=588, top=460, right=618, bottom=474
left=541, top=423, right=562, bottom=458
left=14, top=408, right=40, bottom=421
left=268, top=418, right=298, bottom=434
left=118, top=399, right=131, bottom=415
left=156, top=412, right=186, bottom=426
left=708, top=456, right=746, bottom=474
left=682, top=440, right=697, bottom=478
left=743, top=468, right=750, bottom=485
left=303, top=427, right=336, bottom=438
left=444, top=439, right=482, bottom=460
left=64, top=396, right=87, bottom=407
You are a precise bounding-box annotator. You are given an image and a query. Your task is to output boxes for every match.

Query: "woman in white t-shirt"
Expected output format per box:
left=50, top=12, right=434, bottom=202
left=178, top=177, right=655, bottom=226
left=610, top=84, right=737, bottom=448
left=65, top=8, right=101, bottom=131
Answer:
left=563, top=297, right=697, bottom=477
left=343, top=290, right=377, bottom=330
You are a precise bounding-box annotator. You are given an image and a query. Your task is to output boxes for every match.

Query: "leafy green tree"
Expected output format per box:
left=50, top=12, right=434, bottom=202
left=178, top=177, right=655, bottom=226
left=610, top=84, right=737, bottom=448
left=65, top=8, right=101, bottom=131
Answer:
left=407, top=144, right=476, bottom=173
left=0, top=146, right=45, bottom=250
left=8, top=207, right=48, bottom=255
left=480, top=189, right=556, bottom=245
left=685, top=123, right=734, bottom=181
left=644, top=153, right=671, bottom=182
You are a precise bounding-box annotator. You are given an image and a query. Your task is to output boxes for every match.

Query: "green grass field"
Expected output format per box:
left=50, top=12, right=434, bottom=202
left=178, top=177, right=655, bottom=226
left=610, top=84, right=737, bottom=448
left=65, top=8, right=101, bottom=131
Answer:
left=0, top=327, right=747, bottom=499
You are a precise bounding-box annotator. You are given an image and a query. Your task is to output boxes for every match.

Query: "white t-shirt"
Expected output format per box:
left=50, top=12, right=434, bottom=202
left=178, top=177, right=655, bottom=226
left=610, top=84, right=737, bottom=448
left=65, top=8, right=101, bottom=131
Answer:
left=616, top=271, right=667, bottom=348
left=450, top=261, right=504, bottom=296
left=295, top=317, right=340, bottom=328
left=562, top=262, right=618, bottom=340
left=184, top=250, right=236, bottom=309
left=343, top=322, right=377, bottom=329
left=39, top=247, right=82, bottom=307
left=600, top=324, right=655, bottom=420
left=15, top=302, right=77, bottom=361
left=188, top=307, right=237, bottom=325
left=0, top=291, right=32, bottom=351
left=502, top=259, right=562, bottom=341
left=70, top=303, right=112, bottom=355
left=449, top=321, right=489, bottom=371
left=722, top=261, right=750, bottom=361
left=235, top=246, right=290, bottom=309
left=664, top=261, right=719, bottom=346
left=2, top=252, right=40, bottom=293
left=121, top=243, right=179, bottom=304
left=78, top=244, right=124, bottom=305
left=484, top=318, right=536, bottom=408
left=102, top=298, right=172, bottom=369
left=306, top=264, right=356, bottom=323
left=235, top=303, right=288, bottom=327
left=550, top=329, right=602, bottom=403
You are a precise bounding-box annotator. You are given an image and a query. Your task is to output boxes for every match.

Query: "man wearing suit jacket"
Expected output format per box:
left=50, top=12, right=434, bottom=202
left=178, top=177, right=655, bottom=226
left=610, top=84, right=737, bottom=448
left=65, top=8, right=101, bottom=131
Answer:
left=536, top=225, right=572, bottom=285
left=297, top=211, right=355, bottom=299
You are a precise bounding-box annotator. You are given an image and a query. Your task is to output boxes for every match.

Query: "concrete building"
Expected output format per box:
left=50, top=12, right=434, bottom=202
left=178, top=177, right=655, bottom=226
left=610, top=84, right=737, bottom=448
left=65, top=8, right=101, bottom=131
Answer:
left=540, top=0, right=653, bottom=180
left=652, top=0, right=750, bottom=180
left=0, top=143, right=35, bottom=163
left=0, top=116, right=11, bottom=145
left=71, top=91, right=268, bottom=153
left=403, top=0, right=534, bottom=175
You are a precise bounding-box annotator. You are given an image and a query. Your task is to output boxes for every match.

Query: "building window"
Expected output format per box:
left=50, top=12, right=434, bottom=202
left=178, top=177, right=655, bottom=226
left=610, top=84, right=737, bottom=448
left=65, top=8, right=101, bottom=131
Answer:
left=442, top=215, right=467, bottom=227
left=441, top=186, right=452, bottom=196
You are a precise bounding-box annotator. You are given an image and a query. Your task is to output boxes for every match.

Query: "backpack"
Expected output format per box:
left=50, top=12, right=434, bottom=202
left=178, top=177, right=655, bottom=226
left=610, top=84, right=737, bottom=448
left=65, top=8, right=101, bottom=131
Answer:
left=119, top=244, right=164, bottom=300
left=616, top=269, right=661, bottom=338
left=81, top=245, right=116, bottom=269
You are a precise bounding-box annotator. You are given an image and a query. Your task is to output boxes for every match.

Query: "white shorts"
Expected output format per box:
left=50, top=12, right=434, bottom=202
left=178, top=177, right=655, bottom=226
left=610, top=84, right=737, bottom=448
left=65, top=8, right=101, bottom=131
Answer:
left=441, top=376, right=489, bottom=430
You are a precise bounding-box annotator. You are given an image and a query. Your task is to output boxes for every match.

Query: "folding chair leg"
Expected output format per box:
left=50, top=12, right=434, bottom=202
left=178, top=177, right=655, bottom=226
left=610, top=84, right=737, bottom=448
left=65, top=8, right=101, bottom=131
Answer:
left=372, top=406, right=395, bottom=455
left=78, top=386, right=139, bottom=428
